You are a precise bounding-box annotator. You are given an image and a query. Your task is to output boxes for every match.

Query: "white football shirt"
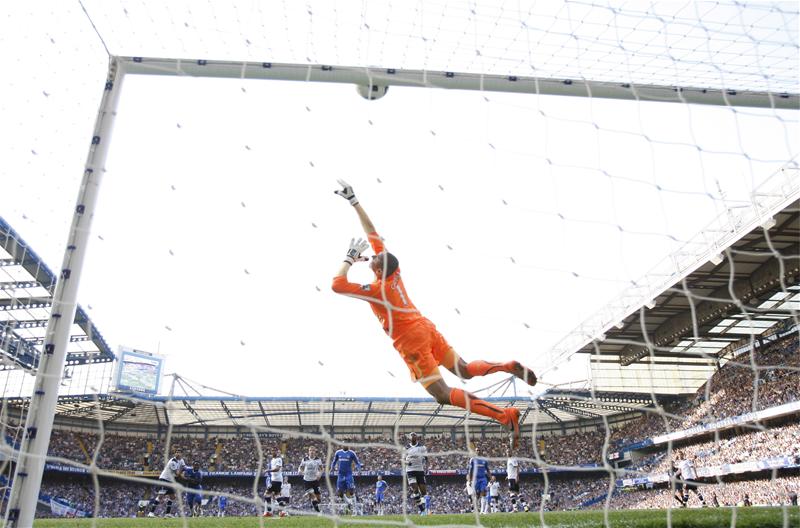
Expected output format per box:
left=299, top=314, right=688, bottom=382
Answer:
left=280, top=481, right=292, bottom=498
left=506, top=457, right=519, bottom=480
left=159, top=457, right=186, bottom=482
left=270, top=456, right=284, bottom=482
left=680, top=459, right=697, bottom=480
left=299, top=457, right=324, bottom=481
left=489, top=481, right=500, bottom=497
left=405, top=444, right=427, bottom=472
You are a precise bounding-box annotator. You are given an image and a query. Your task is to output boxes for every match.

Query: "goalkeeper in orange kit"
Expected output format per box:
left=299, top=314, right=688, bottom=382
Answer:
left=331, top=180, right=537, bottom=447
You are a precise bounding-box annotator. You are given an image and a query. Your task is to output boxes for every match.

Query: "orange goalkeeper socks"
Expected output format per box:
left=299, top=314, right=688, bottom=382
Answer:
left=465, top=360, right=515, bottom=378
left=449, top=388, right=506, bottom=423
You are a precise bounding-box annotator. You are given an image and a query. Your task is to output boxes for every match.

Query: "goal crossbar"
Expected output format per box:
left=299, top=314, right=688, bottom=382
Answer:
left=123, top=57, right=799, bottom=110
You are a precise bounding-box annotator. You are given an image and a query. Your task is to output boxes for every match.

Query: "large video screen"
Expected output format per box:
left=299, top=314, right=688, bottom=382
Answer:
left=113, top=347, right=164, bottom=394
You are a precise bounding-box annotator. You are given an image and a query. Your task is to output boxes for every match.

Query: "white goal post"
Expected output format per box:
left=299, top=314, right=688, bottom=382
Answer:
left=4, top=54, right=798, bottom=527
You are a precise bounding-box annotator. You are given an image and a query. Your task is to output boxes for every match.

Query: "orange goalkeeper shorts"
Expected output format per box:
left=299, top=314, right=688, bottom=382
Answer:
left=392, top=319, right=456, bottom=387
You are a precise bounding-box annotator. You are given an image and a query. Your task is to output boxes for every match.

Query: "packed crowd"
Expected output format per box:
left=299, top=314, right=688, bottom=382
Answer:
left=46, top=431, right=220, bottom=472
left=678, top=334, right=800, bottom=427
left=604, top=475, right=800, bottom=509
left=45, top=431, right=601, bottom=474
left=617, top=418, right=800, bottom=480
left=40, top=481, right=143, bottom=518
left=643, top=421, right=800, bottom=476
left=610, top=333, right=799, bottom=449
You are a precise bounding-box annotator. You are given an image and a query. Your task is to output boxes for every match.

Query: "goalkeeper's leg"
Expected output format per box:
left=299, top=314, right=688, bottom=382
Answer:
left=447, top=353, right=537, bottom=386
left=426, top=379, right=520, bottom=446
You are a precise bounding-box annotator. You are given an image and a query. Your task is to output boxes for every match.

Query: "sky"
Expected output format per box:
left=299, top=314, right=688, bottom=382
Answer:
left=0, top=1, right=797, bottom=400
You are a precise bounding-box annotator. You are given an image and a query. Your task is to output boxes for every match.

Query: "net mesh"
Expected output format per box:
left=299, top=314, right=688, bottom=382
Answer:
left=0, top=0, right=798, bottom=525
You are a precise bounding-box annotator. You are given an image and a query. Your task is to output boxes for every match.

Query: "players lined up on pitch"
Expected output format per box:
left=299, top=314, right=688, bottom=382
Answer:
left=143, top=434, right=531, bottom=518
left=264, top=433, right=532, bottom=517
left=331, top=180, right=538, bottom=448
left=40, top=467, right=798, bottom=518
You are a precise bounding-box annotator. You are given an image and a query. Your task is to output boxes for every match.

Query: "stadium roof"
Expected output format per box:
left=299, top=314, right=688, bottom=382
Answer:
left=0, top=216, right=115, bottom=371
left=583, top=196, right=799, bottom=394
left=4, top=390, right=681, bottom=434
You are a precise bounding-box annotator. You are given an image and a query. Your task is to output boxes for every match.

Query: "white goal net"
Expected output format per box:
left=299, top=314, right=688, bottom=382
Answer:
left=0, top=1, right=798, bottom=526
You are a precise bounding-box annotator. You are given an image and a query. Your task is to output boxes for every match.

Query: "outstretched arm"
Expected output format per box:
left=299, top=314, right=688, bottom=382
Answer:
left=353, top=203, right=376, bottom=236
left=335, top=180, right=377, bottom=236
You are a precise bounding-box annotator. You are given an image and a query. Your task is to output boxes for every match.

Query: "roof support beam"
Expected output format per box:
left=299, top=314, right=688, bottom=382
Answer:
left=423, top=404, right=443, bottom=427
left=182, top=400, right=206, bottom=426
left=106, top=404, right=137, bottom=423
left=519, top=406, right=532, bottom=426
left=361, top=401, right=372, bottom=429
left=160, top=404, right=169, bottom=427
left=257, top=401, right=271, bottom=427
left=219, top=401, right=236, bottom=423
left=536, top=403, right=563, bottom=424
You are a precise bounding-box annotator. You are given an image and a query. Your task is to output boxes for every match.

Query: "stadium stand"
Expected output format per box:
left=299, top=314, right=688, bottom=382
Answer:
left=32, top=328, right=798, bottom=517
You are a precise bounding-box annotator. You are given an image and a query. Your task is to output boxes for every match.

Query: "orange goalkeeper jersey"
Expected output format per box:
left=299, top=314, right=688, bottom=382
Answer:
left=332, top=231, right=424, bottom=339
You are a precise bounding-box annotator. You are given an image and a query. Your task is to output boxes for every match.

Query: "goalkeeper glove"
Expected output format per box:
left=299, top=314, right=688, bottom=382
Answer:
left=344, top=238, right=370, bottom=265
left=335, top=179, right=359, bottom=206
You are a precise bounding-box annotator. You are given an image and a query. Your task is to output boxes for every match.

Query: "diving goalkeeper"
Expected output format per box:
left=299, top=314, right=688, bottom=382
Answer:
left=331, top=180, right=536, bottom=446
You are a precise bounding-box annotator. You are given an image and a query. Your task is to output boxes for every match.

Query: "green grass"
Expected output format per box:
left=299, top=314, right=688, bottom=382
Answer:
left=33, top=507, right=800, bottom=528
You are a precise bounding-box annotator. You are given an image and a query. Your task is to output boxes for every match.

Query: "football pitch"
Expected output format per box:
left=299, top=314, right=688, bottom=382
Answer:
left=33, top=507, right=800, bottom=528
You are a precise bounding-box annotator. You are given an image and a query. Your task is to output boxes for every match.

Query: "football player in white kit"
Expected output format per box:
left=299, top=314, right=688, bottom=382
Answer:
left=678, top=455, right=707, bottom=507
left=405, top=432, right=428, bottom=514
left=263, top=449, right=286, bottom=517
left=149, top=451, right=186, bottom=517
left=298, top=446, right=324, bottom=512
left=506, top=448, right=527, bottom=512
left=464, top=479, right=476, bottom=512
left=488, top=475, right=501, bottom=512
left=278, top=480, right=292, bottom=514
